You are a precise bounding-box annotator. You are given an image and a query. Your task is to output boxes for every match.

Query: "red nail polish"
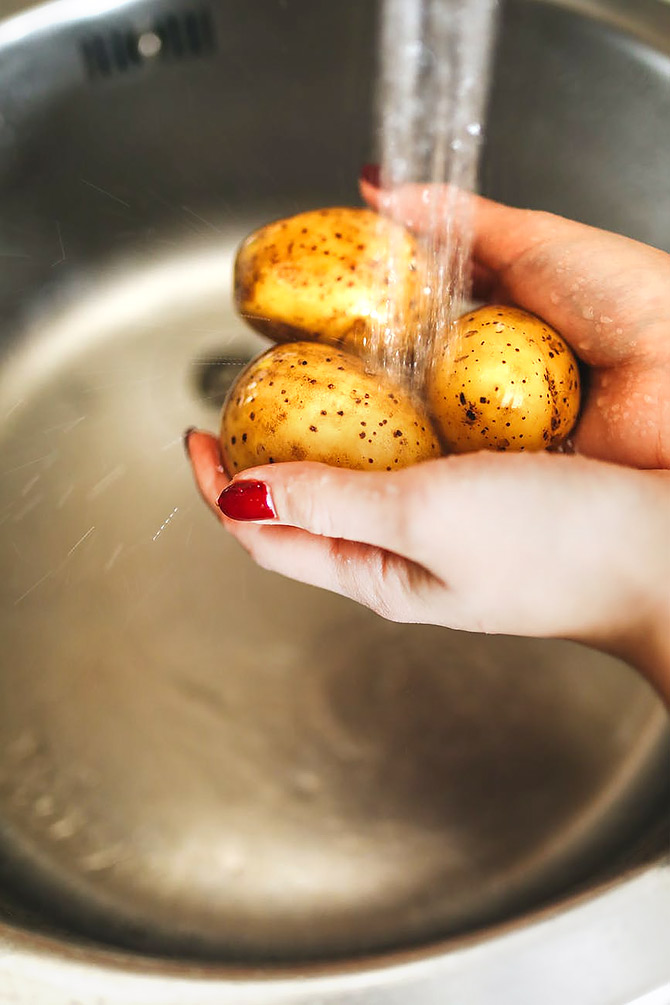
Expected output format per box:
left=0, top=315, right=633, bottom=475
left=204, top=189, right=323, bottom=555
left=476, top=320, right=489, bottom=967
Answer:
left=360, top=163, right=381, bottom=188
left=217, top=480, right=277, bottom=521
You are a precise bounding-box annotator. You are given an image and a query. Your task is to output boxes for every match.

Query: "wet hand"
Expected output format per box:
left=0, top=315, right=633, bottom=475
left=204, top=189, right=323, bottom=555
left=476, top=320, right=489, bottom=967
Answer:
left=361, top=176, right=670, bottom=470
left=186, top=193, right=670, bottom=700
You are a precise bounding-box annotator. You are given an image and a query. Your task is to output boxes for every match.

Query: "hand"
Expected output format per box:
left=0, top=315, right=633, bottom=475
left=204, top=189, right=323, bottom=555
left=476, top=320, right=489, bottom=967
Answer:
left=361, top=176, right=670, bottom=470
left=186, top=187, right=670, bottom=701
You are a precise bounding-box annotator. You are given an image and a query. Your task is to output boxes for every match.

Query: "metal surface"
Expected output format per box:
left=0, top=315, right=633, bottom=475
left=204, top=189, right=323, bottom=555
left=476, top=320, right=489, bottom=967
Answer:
left=0, top=242, right=666, bottom=961
left=0, top=0, right=668, bottom=1000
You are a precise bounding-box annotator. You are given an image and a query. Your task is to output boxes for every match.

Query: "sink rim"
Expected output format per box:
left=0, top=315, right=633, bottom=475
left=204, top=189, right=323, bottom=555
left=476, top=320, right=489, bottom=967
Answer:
left=0, top=0, right=665, bottom=53
left=0, top=861, right=668, bottom=1001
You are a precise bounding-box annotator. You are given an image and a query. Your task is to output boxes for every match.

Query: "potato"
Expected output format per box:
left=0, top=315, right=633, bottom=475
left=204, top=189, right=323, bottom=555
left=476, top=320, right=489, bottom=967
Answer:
left=220, top=341, right=441, bottom=474
left=234, top=207, right=419, bottom=354
left=426, top=305, right=580, bottom=452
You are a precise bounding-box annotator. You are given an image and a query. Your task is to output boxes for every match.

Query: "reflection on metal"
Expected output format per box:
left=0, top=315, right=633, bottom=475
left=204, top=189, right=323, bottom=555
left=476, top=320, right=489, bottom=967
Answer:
left=137, top=30, right=160, bottom=58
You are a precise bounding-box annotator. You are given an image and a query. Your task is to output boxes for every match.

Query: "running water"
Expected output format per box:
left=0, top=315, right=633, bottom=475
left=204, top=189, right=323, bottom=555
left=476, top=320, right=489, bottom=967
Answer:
left=370, top=0, right=499, bottom=389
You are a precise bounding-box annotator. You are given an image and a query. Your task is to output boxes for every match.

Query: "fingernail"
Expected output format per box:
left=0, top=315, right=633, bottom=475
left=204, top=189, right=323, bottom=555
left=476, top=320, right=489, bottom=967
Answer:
left=217, top=480, right=277, bottom=521
left=183, top=426, right=197, bottom=457
left=360, top=163, right=381, bottom=188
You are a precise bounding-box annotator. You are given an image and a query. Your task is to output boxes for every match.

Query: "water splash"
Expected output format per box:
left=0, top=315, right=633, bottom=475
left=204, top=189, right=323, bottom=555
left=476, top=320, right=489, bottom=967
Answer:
left=152, top=506, right=179, bottom=542
left=370, top=0, right=498, bottom=388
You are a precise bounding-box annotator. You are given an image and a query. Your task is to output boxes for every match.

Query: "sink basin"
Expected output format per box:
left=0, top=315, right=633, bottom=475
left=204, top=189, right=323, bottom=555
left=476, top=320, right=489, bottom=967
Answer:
left=0, top=0, right=668, bottom=1001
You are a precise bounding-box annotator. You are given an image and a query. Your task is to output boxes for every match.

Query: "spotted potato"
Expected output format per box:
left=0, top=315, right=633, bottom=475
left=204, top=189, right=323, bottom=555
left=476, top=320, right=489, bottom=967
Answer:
left=234, top=207, right=420, bottom=355
left=220, top=341, right=441, bottom=474
left=426, top=305, right=581, bottom=453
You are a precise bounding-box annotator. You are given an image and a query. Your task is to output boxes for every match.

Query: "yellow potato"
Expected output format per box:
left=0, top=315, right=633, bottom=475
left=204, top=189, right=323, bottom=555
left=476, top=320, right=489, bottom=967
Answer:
left=426, top=305, right=580, bottom=452
left=234, top=207, right=419, bottom=354
left=220, top=341, right=441, bottom=474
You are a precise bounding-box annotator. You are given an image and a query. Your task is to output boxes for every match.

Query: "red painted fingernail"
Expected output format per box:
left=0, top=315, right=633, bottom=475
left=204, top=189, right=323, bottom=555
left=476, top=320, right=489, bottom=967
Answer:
left=217, top=480, right=277, bottom=521
left=360, top=163, right=381, bottom=188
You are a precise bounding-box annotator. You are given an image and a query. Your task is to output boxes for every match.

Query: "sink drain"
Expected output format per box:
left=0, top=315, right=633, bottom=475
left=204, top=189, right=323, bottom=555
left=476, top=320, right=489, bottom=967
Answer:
left=80, top=5, right=216, bottom=80
left=192, top=353, right=252, bottom=410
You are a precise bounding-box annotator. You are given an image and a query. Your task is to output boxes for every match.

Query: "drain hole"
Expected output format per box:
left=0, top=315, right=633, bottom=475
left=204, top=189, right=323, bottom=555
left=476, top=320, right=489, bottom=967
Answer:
left=80, top=5, right=216, bottom=79
left=193, top=355, right=250, bottom=410
left=156, top=9, right=215, bottom=58
left=81, top=31, right=140, bottom=77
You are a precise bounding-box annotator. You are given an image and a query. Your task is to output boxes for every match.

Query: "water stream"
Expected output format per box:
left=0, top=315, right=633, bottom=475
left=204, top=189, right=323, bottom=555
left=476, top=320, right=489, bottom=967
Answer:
left=371, top=0, right=499, bottom=388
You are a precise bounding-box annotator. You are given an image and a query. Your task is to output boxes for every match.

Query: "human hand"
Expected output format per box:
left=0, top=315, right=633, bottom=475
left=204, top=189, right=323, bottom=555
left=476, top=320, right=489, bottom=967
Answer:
left=185, top=188, right=670, bottom=700
left=361, top=175, right=670, bottom=470
left=187, top=433, right=670, bottom=699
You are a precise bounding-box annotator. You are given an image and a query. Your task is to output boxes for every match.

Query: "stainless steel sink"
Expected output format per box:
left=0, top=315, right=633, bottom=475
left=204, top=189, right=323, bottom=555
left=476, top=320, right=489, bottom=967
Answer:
left=0, top=0, right=668, bottom=1001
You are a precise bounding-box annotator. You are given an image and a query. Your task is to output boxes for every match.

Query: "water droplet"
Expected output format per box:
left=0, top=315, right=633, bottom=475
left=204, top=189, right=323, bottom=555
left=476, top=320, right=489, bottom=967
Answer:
left=9, top=732, right=37, bottom=761
left=292, top=769, right=322, bottom=798
left=81, top=845, right=123, bottom=872
left=152, top=506, right=179, bottom=542
left=49, top=816, right=78, bottom=840
left=33, top=795, right=55, bottom=818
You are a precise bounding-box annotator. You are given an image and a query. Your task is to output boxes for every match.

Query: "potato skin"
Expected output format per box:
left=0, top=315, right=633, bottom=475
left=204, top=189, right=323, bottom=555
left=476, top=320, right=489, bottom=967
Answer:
left=426, top=306, right=580, bottom=453
left=234, top=207, right=419, bottom=354
left=220, top=342, right=441, bottom=474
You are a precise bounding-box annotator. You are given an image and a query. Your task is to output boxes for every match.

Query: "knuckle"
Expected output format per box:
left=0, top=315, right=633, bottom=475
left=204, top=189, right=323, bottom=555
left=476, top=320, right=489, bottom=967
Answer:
left=283, top=476, right=336, bottom=538
left=383, top=507, right=413, bottom=556
left=328, top=540, right=411, bottom=623
left=328, top=537, right=360, bottom=595
left=386, top=473, right=432, bottom=554
left=369, top=552, right=406, bottom=621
